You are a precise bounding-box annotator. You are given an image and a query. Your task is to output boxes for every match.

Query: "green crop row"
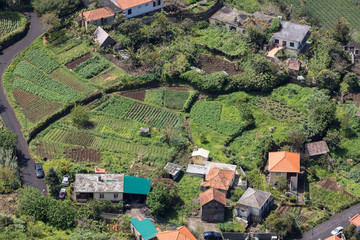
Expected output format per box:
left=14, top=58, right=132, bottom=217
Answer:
left=145, top=88, right=164, bottom=106
left=25, top=49, right=59, bottom=74
left=164, top=91, right=190, bottom=110
left=44, top=129, right=101, bottom=148
left=0, top=13, right=22, bottom=38
left=13, top=61, right=82, bottom=103
left=73, top=56, right=110, bottom=79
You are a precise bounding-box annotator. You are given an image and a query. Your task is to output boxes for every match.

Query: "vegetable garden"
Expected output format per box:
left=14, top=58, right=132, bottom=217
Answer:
left=0, top=12, right=24, bottom=38
left=73, top=56, right=110, bottom=79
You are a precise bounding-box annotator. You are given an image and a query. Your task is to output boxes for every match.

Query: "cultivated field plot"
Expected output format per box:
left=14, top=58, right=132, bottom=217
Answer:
left=97, top=96, right=183, bottom=128
left=198, top=55, right=242, bottom=76
left=73, top=56, right=110, bottom=79
left=25, top=49, right=59, bottom=73
left=278, top=206, right=309, bottom=224
left=121, top=90, right=146, bottom=102
left=94, top=115, right=137, bottom=140
left=33, top=140, right=63, bottom=160
left=252, top=97, right=305, bottom=123
left=144, top=88, right=191, bottom=110
left=65, top=54, right=93, bottom=70
left=49, top=68, right=91, bottom=93
left=0, top=12, right=23, bottom=38
left=65, top=147, right=102, bottom=162
left=91, top=67, right=126, bottom=87
left=57, top=42, right=90, bottom=65
left=44, top=129, right=101, bottom=148
left=281, top=0, right=360, bottom=30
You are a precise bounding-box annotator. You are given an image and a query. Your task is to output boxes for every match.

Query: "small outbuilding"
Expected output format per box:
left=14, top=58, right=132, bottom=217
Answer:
left=94, top=27, right=116, bottom=48
left=305, top=141, right=329, bottom=157
left=200, top=188, right=226, bottom=222
left=185, top=164, right=210, bottom=177
left=163, top=162, right=182, bottom=180
left=124, top=176, right=151, bottom=203
left=140, top=127, right=150, bottom=137
left=79, top=7, right=115, bottom=30
left=191, top=146, right=209, bottom=165
left=130, top=216, right=158, bottom=240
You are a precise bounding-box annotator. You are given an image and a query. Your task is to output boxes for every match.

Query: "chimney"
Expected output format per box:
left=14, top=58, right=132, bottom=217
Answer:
left=194, top=146, right=198, bottom=151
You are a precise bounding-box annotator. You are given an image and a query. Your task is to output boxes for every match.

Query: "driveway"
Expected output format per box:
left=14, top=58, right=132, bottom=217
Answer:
left=295, top=202, right=360, bottom=240
left=0, top=12, right=47, bottom=195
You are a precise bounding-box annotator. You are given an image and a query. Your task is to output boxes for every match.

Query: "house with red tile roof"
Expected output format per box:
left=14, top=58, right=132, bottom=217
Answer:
left=200, top=188, right=226, bottom=222
left=200, top=168, right=235, bottom=194
left=349, top=213, right=360, bottom=232
left=156, top=226, right=196, bottom=240
left=325, top=235, right=343, bottom=240
left=111, top=0, right=164, bottom=18
left=267, top=151, right=300, bottom=191
left=79, top=7, right=115, bottom=29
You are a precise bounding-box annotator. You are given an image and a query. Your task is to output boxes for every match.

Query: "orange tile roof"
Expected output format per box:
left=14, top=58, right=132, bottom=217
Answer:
left=350, top=213, right=360, bottom=227
left=156, top=226, right=196, bottom=240
left=325, top=236, right=341, bottom=240
left=200, top=168, right=235, bottom=191
left=80, top=7, right=114, bottom=22
left=268, top=151, right=300, bottom=173
left=114, top=0, right=154, bottom=10
left=200, top=188, right=226, bottom=206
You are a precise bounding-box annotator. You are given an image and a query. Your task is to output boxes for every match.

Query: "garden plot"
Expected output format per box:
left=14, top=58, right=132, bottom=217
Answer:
left=57, top=42, right=90, bottom=65
left=94, top=115, right=137, bottom=140
left=13, top=89, right=62, bottom=123
left=33, top=140, right=63, bottom=160
left=73, top=56, right=110, bottom=79
left=25, top=49, right=59, bottom=74
left=91, top=67, right=126, bottom=87
left=44, top=129, right=101, bottom=148
left=0, top=12, right=23, bottom=38
left=198, top=55, right=242, bottom=76
left=121, top=90, right=146, bottom=102
left=49, top=68, right=91, bottom=93
left=65, top=54, right=93, bottom=70
left=144, top=87, right=192, bottom=110
left=65, top=147, right=102, bottom=163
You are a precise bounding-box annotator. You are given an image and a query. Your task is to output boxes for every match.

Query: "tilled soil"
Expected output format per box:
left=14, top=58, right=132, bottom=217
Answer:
left=66, top=53, right=93, bottom=70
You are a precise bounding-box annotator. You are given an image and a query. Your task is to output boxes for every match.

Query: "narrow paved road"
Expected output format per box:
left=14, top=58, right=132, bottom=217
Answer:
left=295, top=202, right=360, bottom=240
left=0, top=12, right=47, bottom=195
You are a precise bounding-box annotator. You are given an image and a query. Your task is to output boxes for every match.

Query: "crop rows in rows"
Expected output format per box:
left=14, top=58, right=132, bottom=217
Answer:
left=34, top=140, right=63, bottom=160
left=22, top=96, right=62, bottom=123
left=65, top=147, right=102, bottom=162
left=95, top=115, right=136, bottom=139
left=44, top=129, right=101, bottom=148
left=164, top=90, right=190, bottom=110
left=73, top=56, right=110, bottom=79
left=49, top=68, right=90, bottom=93
left=0, top=16, right=21, bottom=38
left=12, top=89, right=37, bottom=106
left=99, top=139, right=172, bottom=159
left=13, top=61, right=82, bottom=103
left=25, top=49, right=59, bottom=74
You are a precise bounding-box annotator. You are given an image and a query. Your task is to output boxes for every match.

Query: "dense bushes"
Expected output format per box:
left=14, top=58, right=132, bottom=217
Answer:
left=180, top=70, right=228, bottom=93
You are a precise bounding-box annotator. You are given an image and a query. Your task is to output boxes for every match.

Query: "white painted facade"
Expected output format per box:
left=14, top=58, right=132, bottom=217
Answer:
left=94, top=192, right=123, bottom=201
left=111, top=0, right=164, bottom=18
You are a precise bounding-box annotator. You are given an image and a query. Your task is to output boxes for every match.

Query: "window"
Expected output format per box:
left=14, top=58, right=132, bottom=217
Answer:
left=114, top=193, right=118, bottom=198
left=356, top=50, right=359, bottom=55
left=138, top=5, right=141, bottom=8
left=128, top=9, right=132, bottom=15
left=274, top=39, right=279, bottom=44
left=145, top=3, right=148, bottom=6
left=100, top=193, right=104, bottom=198
left=153, top=1, right=156, bottom=7
left=290, top=42, right=295, bottom=47
left=158, top=0, right=161, bottom=5
left=282, top=41, right=287, bottom=46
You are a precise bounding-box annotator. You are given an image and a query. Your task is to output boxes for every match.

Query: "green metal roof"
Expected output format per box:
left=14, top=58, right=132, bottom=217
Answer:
left=124, top=176, right=151, bottom=195
left=130, top=217, right=158, bottom=240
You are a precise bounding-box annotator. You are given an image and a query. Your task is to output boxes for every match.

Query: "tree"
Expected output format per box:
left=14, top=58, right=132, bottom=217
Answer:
left=17, top=186, right=49, bottom=222
left=47, top=199, right=76, bottom=229
left=40, top=12, right=60, bottom=32
left=286, top=129, right=306, bottom=152
left=265, top=212, right=298, bottom=237
left=246, top=25, right=266, bottom=47
left=71, top=105, right=90, bottom=128
left=0, top=129, right=17, bottom=150
left=146, top=182, right=171, bottom=216
left=274, top=175, right=287, bottom=192
left=44, top=167, right=60, bottom=196
left=324, top=129, right=342, bottom=149
left=31, top=0, right=82, bottom=15
left=333, top=17, right=351, bottom=45
left=303, top=91, right=336, bottom=137
left=344, top=72, right=360, bottom=92
left=316, top=69, right=340, bottom=91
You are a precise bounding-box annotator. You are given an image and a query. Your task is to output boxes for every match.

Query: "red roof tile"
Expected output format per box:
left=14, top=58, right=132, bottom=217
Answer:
left=114, top=0, right=154, bottom=10
left=200, top=168, right=235, bottom=191
left=350, top=214, right=360, bottom=227
left=268, top=151, right=300, bottom=173
left=200, top=188, right=226, bottom=206
left=156, top=226, right=196, bottom=240
left=325, top=236, right=341, bottom=240
left=80, top=7, right=114, bottom=22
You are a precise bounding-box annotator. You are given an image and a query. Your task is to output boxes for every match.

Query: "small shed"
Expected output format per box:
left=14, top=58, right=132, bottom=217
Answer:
left=94, top=26, right=116, bottom=48
left=140, top=127, right=150, bottom=137
left=191, top=147, right=210, bottom=165
left=288, top=59, right=301, bottom=74
left=305, top=141, right=330, bottom=157
left=163, top=162, right=182, bottom=180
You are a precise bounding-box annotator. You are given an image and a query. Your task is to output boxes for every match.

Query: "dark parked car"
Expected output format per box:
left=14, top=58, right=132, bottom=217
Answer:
left=203, top=232, right=222, bottom=240
left=59, top=188, right=66, bottom=199
left=34, top=163, right=44, bottom=178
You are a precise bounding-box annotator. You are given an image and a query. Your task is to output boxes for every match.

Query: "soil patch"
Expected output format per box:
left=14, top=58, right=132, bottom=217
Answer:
left=121, top=90, right=146, bottom=102
left=66, top=53, right=93, bottom=70
left=13, top=89, right=37, bottom=106
left=65, top=147, right=102, bottom=162
left=319, top=178, right=340, bottom=192
left=198, top=54, right=242, bottom=76
left=344, top=92, right=360, bottom=107
left=0, top=193, right=18, bottom=216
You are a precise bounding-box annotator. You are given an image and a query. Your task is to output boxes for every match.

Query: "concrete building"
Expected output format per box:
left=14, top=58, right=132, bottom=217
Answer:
left=234, top=188, right=273, bottom=221
left=191, top=147, right=209, bottom=165
left=73, top=174, right=124, bottom=202
left=130, top=217, right=158, bottom=240
left=200, top=188, right=226, bottom=222
left=79, top=7, right=115, bottom=30
left=111, top=0, right=164, bottom=18
left=270, top=21, right=311, bottom=55
left=185, top=164, right=210, bottom=177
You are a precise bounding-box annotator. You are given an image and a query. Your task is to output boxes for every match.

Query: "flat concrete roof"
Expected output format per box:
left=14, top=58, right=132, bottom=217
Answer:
left=74, top=174, right=124, bottom=193
left=210, top=6, right=249, bottom=27
left=186, top=164, right=210, bottom=175
left=272, top=21, right=311, bottom=42
left=205, top=161, right=237, bottom=171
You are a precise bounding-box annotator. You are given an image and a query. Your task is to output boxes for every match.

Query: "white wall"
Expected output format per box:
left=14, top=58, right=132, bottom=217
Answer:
left=94, top=192, right=123, bottom=201
left=111, top=0, right=164, bottom=18
left=273, top=37, right=300, bottom=50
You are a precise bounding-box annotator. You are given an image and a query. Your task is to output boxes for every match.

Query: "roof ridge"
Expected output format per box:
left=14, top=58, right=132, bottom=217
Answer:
left=286, top=152, right=299, bottom=172
left=269, top=152, right=286, bottom=171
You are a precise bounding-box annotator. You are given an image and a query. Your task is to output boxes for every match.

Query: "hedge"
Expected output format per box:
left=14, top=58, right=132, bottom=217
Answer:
left=0, top=12, right=30, bottom=50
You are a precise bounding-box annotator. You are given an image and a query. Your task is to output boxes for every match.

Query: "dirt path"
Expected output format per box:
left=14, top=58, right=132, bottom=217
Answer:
left=187, top=217, right=219, bottom=239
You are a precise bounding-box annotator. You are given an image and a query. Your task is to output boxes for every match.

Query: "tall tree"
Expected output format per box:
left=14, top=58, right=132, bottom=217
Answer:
left=44, top=167, right=60, bottom=196
left=333, top=17, right=351, bottom=45
left=0, top=129, right=17, bottom=150
left=71, top=105, right=90, bottom=128
left=146, top=182, right=171, bottom=216
left=40, top=12, right=60, bottom=32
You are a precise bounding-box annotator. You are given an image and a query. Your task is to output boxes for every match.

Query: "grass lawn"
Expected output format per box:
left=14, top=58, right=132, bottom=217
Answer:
left=91, top=66, right=127, bottom=87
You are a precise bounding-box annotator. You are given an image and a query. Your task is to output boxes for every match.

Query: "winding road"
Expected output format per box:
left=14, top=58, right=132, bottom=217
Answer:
left=0, top=12, right=47, bottom=195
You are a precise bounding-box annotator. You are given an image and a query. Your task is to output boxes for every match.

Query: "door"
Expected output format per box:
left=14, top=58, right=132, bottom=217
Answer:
left=282, top=41, right=287, bottom=47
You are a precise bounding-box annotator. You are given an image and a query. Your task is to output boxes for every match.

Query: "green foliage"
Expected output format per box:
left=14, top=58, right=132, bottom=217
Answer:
left=218, top=220, right=246, bottom=232
left=265, top=212, right=298, bottom=237
left=73, top=56, right=110, bottom=79
left=316, top=69, right=340, bottom=91
left=164, top=91, right=191, bottom=110
left=266, top=17, right=281, bottom=41
left=275, top=175, right=288, bottom=192
left=0, top=12, right=29, bottom=49
left=44, top=167, right=60, bottom=196
left=333, top=17, right=351, bottom=44
left=233, top=0, right=262, bottom=13
left=145, top=88, right=164, bottom=106
left=180, top=71, right=228, bottom=93
left=25, top=49, right=59, bottom=74
left=230, top=187, right=245, bottom=202
left=324, top=129, right=342, bottom=149
left=71, top=105, right=90, bottom=128
left=246, top=25, right=266, bottom=47
left=31, top=0, right=83, bottom=15
left=344, top=72, right=360, bottom=92
left=0, top=128, right=17, bottom=150
left=347, top=168, right=360, bottom=183
left=146, top=182, right=172, bottom=216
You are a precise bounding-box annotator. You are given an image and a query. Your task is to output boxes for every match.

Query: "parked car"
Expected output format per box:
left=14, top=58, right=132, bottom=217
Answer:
left=34, top=163, right=44, bottom=178
left=203, top=232, right=222, bottom=240
left=62, top=176, right=70, bottom=186
left=59, top=188, right=66, bottom=199
left=331, top=226, right=343, bottom=235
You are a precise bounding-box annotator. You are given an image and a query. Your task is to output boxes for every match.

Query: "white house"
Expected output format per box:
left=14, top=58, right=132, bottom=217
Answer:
left=73, top=174, right=124, bottom=202
left=271, top=21, right=311, bottom=55
left=191, top=147, right=210, bottom=165
left=111, top=0, right=164, bottom=18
